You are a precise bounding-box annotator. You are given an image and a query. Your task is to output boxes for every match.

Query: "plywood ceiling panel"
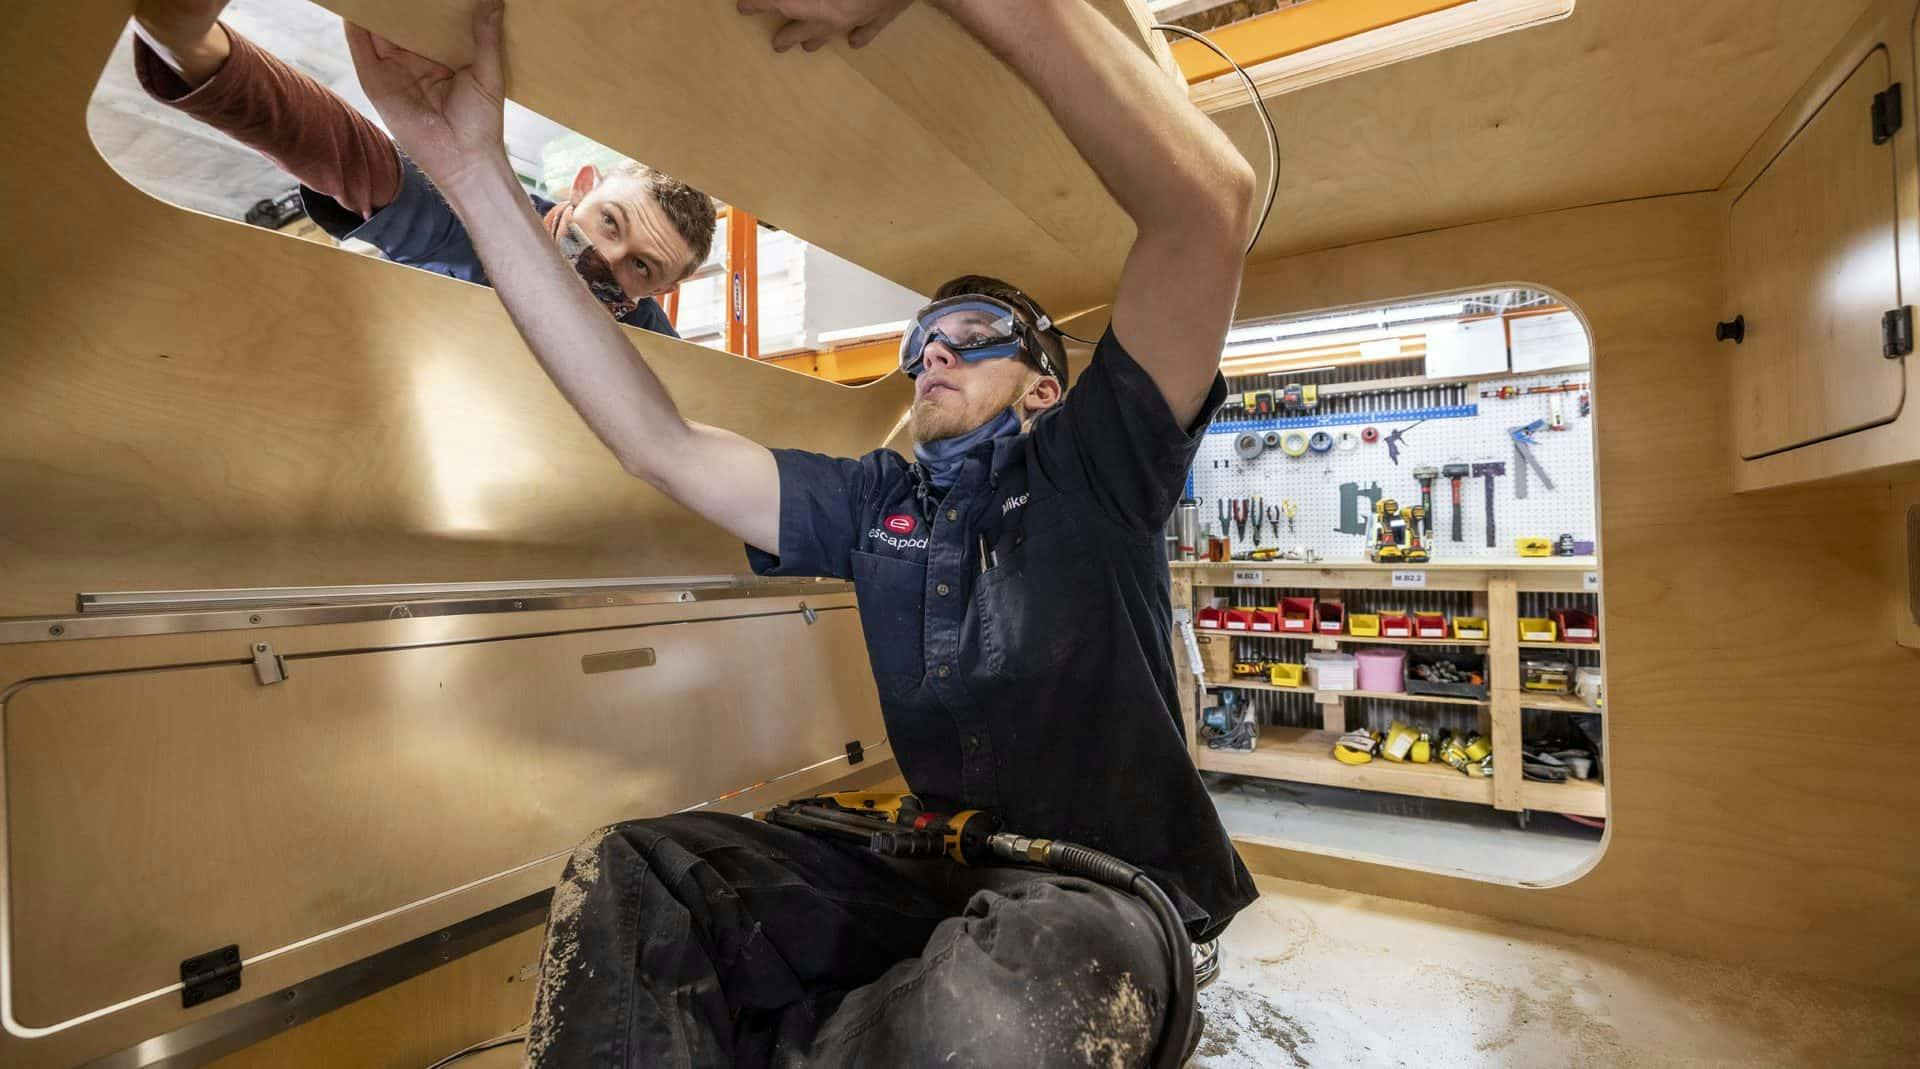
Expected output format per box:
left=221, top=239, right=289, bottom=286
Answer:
left=319, top=0, right=1173, bottom=319
left=1210, top=0, right=1878, bottom=262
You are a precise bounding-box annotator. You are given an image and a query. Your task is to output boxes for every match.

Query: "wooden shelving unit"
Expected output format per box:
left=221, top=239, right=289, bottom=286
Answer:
left=1198, top=728, right=1495, bottom=807
left=1173, top=559, right=1607, bottom=822
left=1206, top=631, right=1493, bottom=648
left=1204, top=676, right=1488, bottom=707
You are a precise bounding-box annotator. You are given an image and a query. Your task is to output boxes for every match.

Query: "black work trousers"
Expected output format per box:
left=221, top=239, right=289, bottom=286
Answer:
left=522, top=812, right=1171, bottom=1068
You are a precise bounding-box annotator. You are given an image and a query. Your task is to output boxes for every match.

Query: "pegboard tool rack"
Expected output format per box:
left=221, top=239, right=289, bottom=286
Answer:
left=1172, top=559, right=1605, bottom=823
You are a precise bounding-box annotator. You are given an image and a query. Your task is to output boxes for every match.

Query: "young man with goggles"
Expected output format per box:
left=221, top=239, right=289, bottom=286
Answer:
left=350, top=0, right=1259, bottom=1064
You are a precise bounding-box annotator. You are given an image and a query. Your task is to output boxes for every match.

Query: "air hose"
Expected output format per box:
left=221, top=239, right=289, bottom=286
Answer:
left=762, top=799, right=1199, bottom=1067
left=986, top=834, right=1197, bottom=1069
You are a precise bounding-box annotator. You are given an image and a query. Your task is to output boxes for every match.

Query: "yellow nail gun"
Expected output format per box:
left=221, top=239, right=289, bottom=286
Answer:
left=759, top=791, right=1001, bottom=864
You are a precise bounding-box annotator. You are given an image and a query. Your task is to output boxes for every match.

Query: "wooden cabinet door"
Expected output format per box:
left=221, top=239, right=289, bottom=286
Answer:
left=1732, top=47, right=1907, bottom=460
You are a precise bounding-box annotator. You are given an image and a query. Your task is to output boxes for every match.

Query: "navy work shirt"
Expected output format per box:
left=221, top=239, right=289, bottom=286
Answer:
left=748, top=328, right=1258, bottom=941
left=301, top=157, right=679, bottom=337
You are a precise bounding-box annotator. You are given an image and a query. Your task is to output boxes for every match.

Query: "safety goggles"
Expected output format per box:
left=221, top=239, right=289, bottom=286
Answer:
left=898, top=295, right=1060, bottom=381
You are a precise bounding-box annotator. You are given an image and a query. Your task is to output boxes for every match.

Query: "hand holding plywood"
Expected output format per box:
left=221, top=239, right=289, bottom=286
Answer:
left=319, top=0, right=1174, bottom=318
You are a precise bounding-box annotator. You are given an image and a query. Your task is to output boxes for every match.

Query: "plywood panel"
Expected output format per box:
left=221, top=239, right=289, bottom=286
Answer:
left=0, top=0, right=921, bottom=620
left=1731, top=48, right=1905, bottom=458
left=1229, top=192, right=1920, bottom=994
left=4, top=604, right=881, bottom=1027
left=317, top=0, right=1165, bottom=319
left=1204, top=1, right=1875, bottom=263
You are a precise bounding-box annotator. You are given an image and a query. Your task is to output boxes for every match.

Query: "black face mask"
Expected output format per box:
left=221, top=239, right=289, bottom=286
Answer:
left=544, top=203, right=642, bottom=320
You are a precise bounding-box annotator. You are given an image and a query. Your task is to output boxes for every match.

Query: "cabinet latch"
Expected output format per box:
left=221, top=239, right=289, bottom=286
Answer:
left=1874, top=83, right=1904, bottom=144
left=845, top=740, right=865, bottom=766
left=1883, top=306, right=1913, bottom=359
left=181, top=944, right=243, bottom=1008
left=251, top=642, right=288, bottom=686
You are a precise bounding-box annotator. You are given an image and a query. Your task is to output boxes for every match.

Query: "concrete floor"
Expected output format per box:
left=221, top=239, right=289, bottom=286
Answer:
left=1205, top=774, right=1602, bottom=884
left=1193, top=875, right=1920, bottom=1068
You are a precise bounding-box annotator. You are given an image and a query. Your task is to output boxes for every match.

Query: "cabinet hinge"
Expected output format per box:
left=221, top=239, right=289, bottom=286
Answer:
left=251, top=642, right=288, bottom=685
left=1883, top=306, right=1913, bottom=359
left=1873, top=82, right=1903, bottom=145
left=845, top=740, right=865, bottom=766
left=181, top=944, right=243, bottom=1008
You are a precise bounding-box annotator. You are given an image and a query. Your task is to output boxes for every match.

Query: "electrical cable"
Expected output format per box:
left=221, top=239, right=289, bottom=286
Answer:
left=1049, top=23, right=1284, bottom=349
left=1151, top=23, right=1282, bottom=257
left=422, top=1030, right=527, bottom=1069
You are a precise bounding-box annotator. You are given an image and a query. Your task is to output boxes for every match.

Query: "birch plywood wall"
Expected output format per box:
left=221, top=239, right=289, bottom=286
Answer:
left=1, top=0, right=1063, bottom=618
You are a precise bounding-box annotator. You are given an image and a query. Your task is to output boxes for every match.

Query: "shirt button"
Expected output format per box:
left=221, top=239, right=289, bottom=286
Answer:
left=946, top=508, right=959, bottom=522
left=967, top=735, right=982, bottom=752
left=936, top=583, right=950, bottom=597
left=937, top=664, right=953, bottom=679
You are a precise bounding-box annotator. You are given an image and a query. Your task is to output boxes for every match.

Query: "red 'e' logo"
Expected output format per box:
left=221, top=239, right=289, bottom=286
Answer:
left=884, top=514, right=917, bottom=534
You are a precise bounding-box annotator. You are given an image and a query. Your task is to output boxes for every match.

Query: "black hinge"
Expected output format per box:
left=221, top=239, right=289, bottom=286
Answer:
left=1884, top=307, right=1914, bottom=358
left=1885, top=307, right=1914, bottom=358
left=1873, top=83, right=1904, bottom=144
left=181, top=944, right=243, bottom=1008
left=845, top=740, right=865, bottom=766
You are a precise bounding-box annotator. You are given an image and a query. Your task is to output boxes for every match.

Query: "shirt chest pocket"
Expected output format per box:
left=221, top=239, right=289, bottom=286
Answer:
left=974, top=503, right=1095, bottom=681
left=850, top=549, right=927, bottom=691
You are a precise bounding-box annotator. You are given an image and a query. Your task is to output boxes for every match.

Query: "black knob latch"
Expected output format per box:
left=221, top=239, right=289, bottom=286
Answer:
left=1715, top=315, right=1745, bottom=344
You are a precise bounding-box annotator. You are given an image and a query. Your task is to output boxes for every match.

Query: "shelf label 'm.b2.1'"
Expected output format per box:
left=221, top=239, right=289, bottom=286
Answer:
left=1391, top=571, right=1427, bottom=589
left=1233, top=569, right=1265, bottom=585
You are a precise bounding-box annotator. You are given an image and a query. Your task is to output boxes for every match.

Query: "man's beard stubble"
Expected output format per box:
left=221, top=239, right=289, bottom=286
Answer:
left=909, top=378, right=1030, bottom=445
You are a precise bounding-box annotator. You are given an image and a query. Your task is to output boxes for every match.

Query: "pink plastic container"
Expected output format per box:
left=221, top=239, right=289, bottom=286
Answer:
left=1354, top=648, right=1406, bottom=693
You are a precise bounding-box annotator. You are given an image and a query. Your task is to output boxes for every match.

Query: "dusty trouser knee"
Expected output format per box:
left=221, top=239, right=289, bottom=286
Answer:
left=793, top=875, right=1174, bottom=1067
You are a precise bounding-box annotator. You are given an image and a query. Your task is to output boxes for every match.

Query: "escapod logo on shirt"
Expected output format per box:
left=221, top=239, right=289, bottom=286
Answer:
left=867, top=527, right=930, bottom=551
left=884, top=514, right=917, bottom=534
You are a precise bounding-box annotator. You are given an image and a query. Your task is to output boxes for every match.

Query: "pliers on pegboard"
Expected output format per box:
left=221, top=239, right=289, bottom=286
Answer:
left=1232, top=498, right=1250, bottom=543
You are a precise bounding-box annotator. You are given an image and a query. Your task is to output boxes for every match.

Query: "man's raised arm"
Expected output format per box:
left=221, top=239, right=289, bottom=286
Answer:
left=345, top=1, right=782, bottom=554
left=743, top=0, right=1257, bottom=429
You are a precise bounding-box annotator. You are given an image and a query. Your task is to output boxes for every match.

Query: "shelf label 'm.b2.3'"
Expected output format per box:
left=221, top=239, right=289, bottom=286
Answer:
left=1391, top=571, right=1427, bottom=589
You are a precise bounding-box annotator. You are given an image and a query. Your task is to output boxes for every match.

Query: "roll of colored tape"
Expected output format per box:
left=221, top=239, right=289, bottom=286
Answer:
left=1308, top=431, right=1335, bottom=453
left=1235, top=432, right=1264, bottom=460
left=1361, top=426, right=1381, bottom=444
left=1280, top=431, right=1310, bottom=457
left=1262, top=430, right=1281, bottom=448
left=1338, top=432, right=1360, bottom=451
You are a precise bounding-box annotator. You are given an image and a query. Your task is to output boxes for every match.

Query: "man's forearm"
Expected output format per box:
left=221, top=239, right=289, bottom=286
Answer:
left=440, top=162, right=692, bottom=472
left=436, top=161, right=783, bottom=553
left=932, top=0, right=1254, bottom=235
left=133, top=11, right=231, bottom=86
left=133, top=23, right=402, bottom=217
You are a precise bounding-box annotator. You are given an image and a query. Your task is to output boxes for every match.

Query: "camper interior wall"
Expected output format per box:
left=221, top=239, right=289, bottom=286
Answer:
left=1228, top=191, right=1920, bottom=996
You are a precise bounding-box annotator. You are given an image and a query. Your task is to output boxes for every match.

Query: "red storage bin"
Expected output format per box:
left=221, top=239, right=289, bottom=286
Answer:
left=1197, top=606, right=1224, bottom=630
left=1249, top=608, right=1280, bottom=633
left=1552, top=609, right=1599, bottom=643
left=1223, top=608, right=1256, bottom=631
left=1379, top=612, right=1413, bottom=638
left=1279, top=597, right=1316, bottom=632
left=1414, top=612, right=1449, bottom=639
left=1316, top=601, right=1346, bottom=635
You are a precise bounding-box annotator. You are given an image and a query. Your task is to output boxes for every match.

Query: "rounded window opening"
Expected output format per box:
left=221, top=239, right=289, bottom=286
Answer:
left=84, top=0, right=924, bottom=381
left=1177, top=286, right=1605, bottom=885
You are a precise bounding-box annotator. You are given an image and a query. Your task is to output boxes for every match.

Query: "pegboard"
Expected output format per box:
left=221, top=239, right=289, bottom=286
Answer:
left=1187, top=372, right=1596, bottom=562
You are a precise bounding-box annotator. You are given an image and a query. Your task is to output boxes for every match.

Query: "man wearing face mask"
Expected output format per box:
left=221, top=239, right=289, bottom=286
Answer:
left=349, top=0, right=1259, bottom=1063
left=128, top=0, right=714, bottom=332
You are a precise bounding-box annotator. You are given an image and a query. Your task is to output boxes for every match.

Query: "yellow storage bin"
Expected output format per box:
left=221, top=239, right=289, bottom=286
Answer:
left=1268, top=662, right=1305, bottom=688
left=1348, top=613, right=1382, bottom=637
left=1452, top=616, right=1489, bottom=640
left=1518, top=617, right=1558, bottom=642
